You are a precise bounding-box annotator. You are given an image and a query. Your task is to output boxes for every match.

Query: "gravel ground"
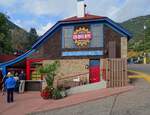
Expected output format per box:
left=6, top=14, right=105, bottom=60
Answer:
left=30, top=79, right=150, bottom=115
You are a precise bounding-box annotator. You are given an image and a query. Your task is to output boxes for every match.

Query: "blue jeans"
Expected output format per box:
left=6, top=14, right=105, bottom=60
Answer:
left=7, top=88, right=14, bottom=103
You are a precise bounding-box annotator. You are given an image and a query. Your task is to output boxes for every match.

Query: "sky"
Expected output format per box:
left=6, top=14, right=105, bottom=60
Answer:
left=0, top=0, right=150, bottom=35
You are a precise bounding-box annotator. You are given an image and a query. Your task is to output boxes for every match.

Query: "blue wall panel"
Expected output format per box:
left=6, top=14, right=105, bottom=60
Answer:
left=62, top=50, right=103, bottom=56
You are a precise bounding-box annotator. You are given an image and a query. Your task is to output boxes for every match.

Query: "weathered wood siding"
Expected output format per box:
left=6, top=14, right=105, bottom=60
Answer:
left=103, top=25, right=122, bottom=58
left=104, top=58, right=128, bottom=88
left=29, top=24, right=126, bottom=59
left=29, top=30, right=62, bottom=59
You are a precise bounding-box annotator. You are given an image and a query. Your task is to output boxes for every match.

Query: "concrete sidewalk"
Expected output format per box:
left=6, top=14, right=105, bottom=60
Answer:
left=0, top=86, right=134, bottom=115
left=30, top=79, right=150, bottom=115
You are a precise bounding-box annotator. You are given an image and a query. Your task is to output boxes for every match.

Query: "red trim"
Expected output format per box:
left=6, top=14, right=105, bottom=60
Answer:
left=26, top=58, right=45, bottom=80
left=60, top=13, right=105, bottom=22
left=26, top=60, right=30, bottom=80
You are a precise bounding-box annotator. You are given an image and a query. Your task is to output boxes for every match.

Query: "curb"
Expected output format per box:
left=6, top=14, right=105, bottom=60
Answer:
left=128, top=70, right=150, bottom=83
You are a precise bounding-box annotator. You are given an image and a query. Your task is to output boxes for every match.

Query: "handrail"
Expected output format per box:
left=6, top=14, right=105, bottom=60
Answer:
left=57, top=72, right=89, bottom=81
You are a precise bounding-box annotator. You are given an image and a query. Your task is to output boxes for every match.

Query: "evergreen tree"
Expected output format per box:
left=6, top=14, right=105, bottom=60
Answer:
left=0, top=13, right=12, bottom=54
left=27, top=28, right=38, bottom=49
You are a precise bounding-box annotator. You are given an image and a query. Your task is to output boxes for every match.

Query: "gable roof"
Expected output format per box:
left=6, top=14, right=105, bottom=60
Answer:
left=60, top=14, right=106, bottom=22
left=0, top=14, right=132, bottom=69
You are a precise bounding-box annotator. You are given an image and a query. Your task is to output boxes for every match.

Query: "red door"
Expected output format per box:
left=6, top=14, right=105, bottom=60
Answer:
left=89, top=60, right=100, bottom=83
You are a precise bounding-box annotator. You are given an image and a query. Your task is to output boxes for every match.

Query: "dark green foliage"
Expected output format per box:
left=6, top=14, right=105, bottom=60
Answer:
left=0, top=12, right=39, bottom=55
left=26, top=28, right=38, bottom=50
left=52, top=88, right=62, bottom=99
left=0, top=13, right=12, bottom=54
left=37, top=61, right=60, bottom=87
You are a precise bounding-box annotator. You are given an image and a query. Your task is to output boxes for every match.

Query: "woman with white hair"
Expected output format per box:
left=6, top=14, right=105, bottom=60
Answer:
left=5, top=72, right=16, bottom=103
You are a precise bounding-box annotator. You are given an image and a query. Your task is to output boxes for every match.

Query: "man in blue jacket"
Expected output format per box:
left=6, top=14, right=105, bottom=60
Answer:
left=5, top=72, right=16, bottom=103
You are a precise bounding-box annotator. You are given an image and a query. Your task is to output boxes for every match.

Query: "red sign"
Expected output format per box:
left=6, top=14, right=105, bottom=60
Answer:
left=73, top=32, right=92, bottom=40
left=72, top=27, right=92, bottom=47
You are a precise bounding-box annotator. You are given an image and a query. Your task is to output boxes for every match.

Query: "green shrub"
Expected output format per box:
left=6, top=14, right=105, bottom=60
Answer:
left=37, top=60, right=60, bottom=87
left=52, top=88, right=62, bottom=100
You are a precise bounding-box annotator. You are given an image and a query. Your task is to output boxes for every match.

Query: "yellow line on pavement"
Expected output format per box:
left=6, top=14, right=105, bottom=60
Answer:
left=128, top=70, right=150, bottom=83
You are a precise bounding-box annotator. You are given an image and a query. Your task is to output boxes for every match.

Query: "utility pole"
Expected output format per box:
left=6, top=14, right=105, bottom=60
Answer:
left=143, top=24, right=147, bottom=64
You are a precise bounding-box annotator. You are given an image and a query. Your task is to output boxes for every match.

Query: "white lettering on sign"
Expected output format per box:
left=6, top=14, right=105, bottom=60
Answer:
left=72, top=27, right=92, bottom=47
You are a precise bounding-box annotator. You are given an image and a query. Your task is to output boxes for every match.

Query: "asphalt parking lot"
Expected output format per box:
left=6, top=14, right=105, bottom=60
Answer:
left=128, top=64, right=150, bottom=74
left=30, top=79, right=150, bottom=115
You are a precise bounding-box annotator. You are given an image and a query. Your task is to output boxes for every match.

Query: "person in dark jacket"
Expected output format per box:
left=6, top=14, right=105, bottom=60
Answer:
left=5, top=72, right=16, bottom=103
left=19, top=71, right=25, bottom=93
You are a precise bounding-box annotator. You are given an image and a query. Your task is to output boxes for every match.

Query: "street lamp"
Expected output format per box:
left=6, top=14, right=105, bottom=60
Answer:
left=143, top=24, right=147, bottom=64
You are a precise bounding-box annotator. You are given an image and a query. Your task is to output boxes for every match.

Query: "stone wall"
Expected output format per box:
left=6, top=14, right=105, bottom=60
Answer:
left=121, top=37, right=127, bottom=58
left=42, top=59, right=89, bottom=88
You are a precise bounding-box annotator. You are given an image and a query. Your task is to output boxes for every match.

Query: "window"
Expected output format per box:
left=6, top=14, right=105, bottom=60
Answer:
left=62, top=24, right=104, bottom=49
left=90, top=24, right=103, bottom=47
left=62, top=26, right=75, bottom=48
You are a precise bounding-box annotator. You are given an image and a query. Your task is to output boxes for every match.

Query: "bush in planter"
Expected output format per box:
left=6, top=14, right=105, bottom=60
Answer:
left=37, top=61, right=60, bottom=99
left=37, top=60, right=60, bottom=87
left=57, top=85, right=68, bottom=97
left=41, top=86, right=54, bottom=99
left=52, top=88, right=62, bottom=100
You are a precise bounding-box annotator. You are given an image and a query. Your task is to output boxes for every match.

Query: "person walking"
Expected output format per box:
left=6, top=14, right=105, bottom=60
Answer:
left=5, top=72, right=16, bottom=103
left=19, top=71, right=25, bottom=93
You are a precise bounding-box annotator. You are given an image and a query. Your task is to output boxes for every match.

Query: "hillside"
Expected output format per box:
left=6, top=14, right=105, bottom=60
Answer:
left=121, top=15, right=150, bottom=52
left=0, top=13, right=38, bottom=55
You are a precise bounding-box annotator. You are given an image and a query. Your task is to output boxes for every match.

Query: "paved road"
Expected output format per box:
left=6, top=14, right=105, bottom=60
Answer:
left=30, top=79, right=150, bottom=115
left=128, top=64, right=150, bottom=74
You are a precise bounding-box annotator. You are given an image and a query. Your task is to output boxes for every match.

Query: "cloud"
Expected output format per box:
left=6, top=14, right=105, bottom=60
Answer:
left=20, top=0, right=76, bottom=18
left=13, top=18, right=39, bottom=31
left=0, top=0, right=16, bottom=6
left=84, top=0, right=124, bottom=20
left=37, top=22, right=54, bottom=35
left=4, top=0, right=150, bottom=22
left=113, top=0, right=150, bottom=22
left=2, top=0, right=150, bottom=35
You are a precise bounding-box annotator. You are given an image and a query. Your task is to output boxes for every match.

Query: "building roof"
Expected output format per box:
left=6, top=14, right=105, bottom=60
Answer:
left=0, top=55, right=17, bottom=63
left=60, top=14, right=106, bottom=22
left=0, top=13, right=132, bottom=70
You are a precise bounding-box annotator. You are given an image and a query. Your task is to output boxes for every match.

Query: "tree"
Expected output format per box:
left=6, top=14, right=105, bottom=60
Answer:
left=0, top=13, right=12, bottom=54
left=37, top=61, right=60, bottom=87
left=27, top=28, right=38, bottom=49
left=11, top=28, right=29, bottom=53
